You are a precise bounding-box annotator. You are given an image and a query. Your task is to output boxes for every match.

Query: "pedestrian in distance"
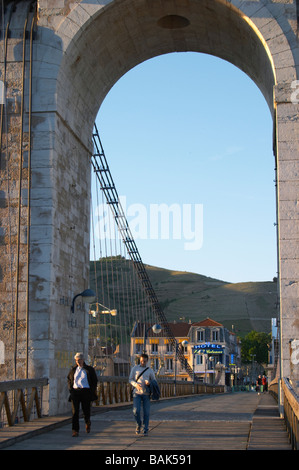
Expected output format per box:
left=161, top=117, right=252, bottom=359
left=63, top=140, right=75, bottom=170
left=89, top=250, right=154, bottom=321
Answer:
left=255, top=374, right=262, bottom=395
left=129, top=353, right=155, bottom=436
left=67, top=352, right=98, bottom=437
left=262, top=375, right=268, bottom=392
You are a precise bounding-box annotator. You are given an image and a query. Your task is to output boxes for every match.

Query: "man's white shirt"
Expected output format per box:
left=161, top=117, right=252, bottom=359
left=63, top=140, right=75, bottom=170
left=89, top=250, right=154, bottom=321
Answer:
left=73, top=366, right=90, bottom=389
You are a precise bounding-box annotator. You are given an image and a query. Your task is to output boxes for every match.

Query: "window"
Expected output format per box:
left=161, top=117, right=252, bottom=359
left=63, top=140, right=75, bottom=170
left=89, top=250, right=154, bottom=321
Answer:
left=153, top=358, right=159, bottom=371
left=212, top=329, right=219, bottom=341
left=196, top=355, right=203, bottom=365
left=197, top=329, right=204, bottom=342
left=166, top=358, right=173, bottom=371
left=135, top=344, right=143, bottom=354
left=166, top=343, right=172, bottom=353
left=151, top=343, right=158, bottom=354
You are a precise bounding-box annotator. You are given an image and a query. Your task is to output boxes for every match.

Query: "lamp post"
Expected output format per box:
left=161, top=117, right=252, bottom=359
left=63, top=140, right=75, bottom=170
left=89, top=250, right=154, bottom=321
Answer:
left=174, top=340, right=188, bottom=396
left=90, top=302, right=117, bottom=317
left=215, top=361, right=225, bottom=386
left=70, top=288, right=96, bottom=313
left=204, top=353, right=208, bottom=383
left=88, top=302, right=117, bottom=369
left=209, top=356, right=215, bottom=384
left=250, top=353, right=256, bottom=384
left=143, top=323, right=162, bottom=354
left=192, top=346, right=196, bottom=393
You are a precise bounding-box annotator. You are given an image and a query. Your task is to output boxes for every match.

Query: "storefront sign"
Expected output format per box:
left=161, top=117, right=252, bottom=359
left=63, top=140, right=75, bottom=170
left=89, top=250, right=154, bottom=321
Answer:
left=193, top=343, right=224, bottom=354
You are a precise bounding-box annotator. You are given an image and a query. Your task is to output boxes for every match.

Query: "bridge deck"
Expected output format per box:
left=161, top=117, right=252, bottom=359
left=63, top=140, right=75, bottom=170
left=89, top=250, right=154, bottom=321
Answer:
left=0, top=392, right=292, bottom=451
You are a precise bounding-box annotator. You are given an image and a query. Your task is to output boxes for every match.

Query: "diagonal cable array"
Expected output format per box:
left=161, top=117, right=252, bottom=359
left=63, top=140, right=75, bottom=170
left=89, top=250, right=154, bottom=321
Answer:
left=91, top=123, right=193, bottom=379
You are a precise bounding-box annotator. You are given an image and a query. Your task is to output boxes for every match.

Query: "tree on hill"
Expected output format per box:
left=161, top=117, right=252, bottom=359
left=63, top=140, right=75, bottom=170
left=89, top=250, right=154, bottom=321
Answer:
left=241, top=330, right=271, bottom=365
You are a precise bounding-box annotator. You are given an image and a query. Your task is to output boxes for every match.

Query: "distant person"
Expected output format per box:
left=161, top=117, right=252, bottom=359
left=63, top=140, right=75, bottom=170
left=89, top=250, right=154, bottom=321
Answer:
left=129, top=353, right=155, bottom=436
left=67, top=352, right=98, bottom=437
left=256, top=375, right=262, bottom=395
left=262, top=375, right=268, bottom=392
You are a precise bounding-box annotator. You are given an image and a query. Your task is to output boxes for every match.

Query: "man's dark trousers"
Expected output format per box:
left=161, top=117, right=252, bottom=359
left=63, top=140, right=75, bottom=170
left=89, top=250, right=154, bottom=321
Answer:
left=71, top=388, right=92, bottom=432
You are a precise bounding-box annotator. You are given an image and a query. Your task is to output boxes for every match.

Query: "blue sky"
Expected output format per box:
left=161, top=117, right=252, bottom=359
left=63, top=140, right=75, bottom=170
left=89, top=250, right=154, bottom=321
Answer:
left=93, top=52, right=277, bottom=284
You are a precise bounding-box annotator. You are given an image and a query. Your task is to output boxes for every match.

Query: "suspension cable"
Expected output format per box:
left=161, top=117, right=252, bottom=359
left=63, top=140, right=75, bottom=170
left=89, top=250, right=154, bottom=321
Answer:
left=91, top=123, right=193, bottom=378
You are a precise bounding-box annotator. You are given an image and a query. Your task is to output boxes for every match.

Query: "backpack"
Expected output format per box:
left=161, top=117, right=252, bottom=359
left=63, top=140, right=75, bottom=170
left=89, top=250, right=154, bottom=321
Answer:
left=150, top=379, right=160, bottom=401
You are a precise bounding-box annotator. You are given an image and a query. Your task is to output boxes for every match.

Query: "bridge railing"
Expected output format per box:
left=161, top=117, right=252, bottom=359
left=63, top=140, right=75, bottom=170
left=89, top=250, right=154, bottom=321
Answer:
left=0, top=378, right=48, bottom=428
left=95, top=377, right=224, bottom=406
left=269, top=377, right=299, bottom=450
left=281, top=378, right=299, bottom=450
left=268, top=378, right=278, bottom=401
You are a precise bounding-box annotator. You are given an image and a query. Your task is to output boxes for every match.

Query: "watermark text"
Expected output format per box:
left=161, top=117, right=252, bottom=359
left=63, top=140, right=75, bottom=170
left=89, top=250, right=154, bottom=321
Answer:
left=94, top=197, right=203, bottom=251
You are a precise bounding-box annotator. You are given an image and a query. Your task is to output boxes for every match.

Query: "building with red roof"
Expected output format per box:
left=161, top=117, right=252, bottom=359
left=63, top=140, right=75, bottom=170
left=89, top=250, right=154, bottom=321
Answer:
left=130, top=317, right=241, bottom=385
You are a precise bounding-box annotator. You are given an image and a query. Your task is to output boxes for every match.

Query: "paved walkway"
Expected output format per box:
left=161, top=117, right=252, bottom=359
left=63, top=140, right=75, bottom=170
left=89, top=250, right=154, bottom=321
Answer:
left=0, top=392, right=292, bottom=451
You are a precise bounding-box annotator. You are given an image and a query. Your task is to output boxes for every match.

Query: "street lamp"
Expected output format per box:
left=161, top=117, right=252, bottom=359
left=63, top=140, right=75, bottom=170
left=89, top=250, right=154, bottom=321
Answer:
left=88, top=302, right=117, bottom=369
left=209, top=356, right=215, bottom=384
left=89, top=302, right=117, bottom=317
left=143, top=323, right=162, bottom=354
left=215, top=361, right=225, bottom=386
left=250, top=353, right=256, bottom=384
left=174, top=340, right=188, bottom=396
left=70, top=289, right=96, bottom=313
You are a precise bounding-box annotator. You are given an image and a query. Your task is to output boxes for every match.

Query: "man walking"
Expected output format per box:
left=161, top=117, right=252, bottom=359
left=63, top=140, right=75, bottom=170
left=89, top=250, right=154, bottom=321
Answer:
left=129, top=353, right=155, bottom=436
left=67, top=352, right=98, bottom=437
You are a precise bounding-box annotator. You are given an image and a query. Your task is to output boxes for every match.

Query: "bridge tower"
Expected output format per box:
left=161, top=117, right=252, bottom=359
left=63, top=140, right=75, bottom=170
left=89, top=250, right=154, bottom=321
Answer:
left=1, top=0, right=299, bottom=415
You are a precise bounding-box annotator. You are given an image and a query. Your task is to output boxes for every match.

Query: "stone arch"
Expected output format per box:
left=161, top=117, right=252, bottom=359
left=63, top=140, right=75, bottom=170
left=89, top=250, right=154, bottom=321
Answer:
left=54, top=0, right=291, bottom=148
left=1, top=0, right=299, bottom=414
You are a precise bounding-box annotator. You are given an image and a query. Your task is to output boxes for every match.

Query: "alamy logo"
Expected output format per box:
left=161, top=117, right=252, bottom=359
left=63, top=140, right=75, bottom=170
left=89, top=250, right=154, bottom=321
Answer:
left=95, top=197, right=203, bottom=251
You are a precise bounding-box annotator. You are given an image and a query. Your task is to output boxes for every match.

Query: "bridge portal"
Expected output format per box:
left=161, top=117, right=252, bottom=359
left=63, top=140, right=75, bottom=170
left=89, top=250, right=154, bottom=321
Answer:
left=0, top=0, right=299, bottom=415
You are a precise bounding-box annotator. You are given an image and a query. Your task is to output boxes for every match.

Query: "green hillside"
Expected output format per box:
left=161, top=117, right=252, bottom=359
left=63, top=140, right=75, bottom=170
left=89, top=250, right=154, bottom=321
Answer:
left=144, top=265, right=278, bottom=336
left=90, top=259, right=279, bottom=338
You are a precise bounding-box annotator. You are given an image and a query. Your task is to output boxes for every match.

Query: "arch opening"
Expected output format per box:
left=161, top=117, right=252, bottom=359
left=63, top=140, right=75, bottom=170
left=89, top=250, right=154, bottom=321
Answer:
left=56, top=0, right=278, bottom=285
left=57, top=0, right=276, bottom=149
left=94, top=51, right=277, bottom=285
